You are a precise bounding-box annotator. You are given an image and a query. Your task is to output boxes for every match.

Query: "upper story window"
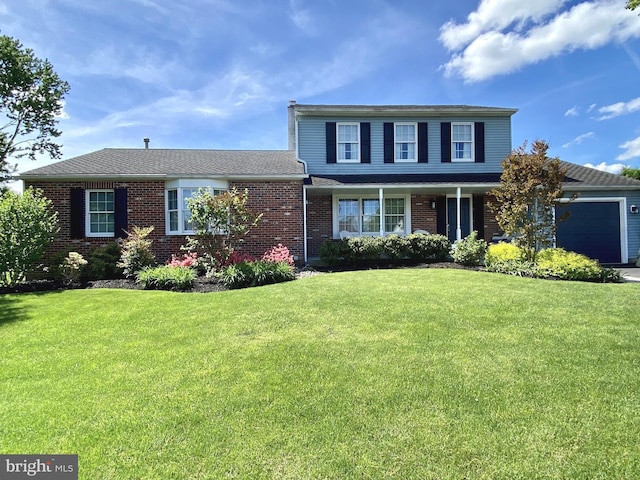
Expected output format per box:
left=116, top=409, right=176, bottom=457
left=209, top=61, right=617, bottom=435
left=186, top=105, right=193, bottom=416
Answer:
left=337, top=123, right=360, bottom=162
left=395, top=123, right=417, bottom=162
left=452, top=123, right=474, bottom=162
left=165, top=179, right=228, bottom=235
left=86, top=190, right=114, bottom=237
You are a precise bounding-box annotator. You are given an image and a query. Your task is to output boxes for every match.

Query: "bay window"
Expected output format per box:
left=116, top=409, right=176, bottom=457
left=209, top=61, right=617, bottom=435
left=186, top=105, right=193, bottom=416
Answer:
left=165, top=180, right=228, bottom=235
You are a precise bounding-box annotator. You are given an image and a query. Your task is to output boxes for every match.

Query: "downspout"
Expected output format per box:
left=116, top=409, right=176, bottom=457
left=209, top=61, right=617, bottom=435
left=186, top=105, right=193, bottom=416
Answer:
left=456, top=187, right=462, bottom=241
left=379, top=188, right=384, bottom=237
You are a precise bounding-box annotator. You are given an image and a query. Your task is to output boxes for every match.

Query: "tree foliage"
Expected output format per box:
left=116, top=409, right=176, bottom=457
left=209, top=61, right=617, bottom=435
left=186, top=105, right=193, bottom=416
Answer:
left=628, top=0, right=639, bottom=11
left=0, top=34, right=70, bottom=183
left=184, top=188, right=262, bottom=272
left=621, top=166, right=640, bottom=180
left=0, top=187, right=59, bottom=286
left=489, top=140, right=570, bottom=263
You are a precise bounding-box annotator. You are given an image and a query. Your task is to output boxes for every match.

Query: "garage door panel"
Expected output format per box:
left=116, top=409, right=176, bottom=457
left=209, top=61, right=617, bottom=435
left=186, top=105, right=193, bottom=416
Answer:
left=556, top=202, right=621, bottom=263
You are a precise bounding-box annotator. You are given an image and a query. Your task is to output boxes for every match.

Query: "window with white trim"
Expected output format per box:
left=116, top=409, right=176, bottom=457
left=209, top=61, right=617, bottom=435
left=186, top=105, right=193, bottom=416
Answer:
left=337, top=123, right=360, bottom=162
left=165, top=180, right=228, bottom=235
left=336, top=196, right=408, bottom=236
left=86, top=190, right=114, bottom=237
left=395, top=123, right=417, bottom=162
left=452, top=123, right=473, bottom=162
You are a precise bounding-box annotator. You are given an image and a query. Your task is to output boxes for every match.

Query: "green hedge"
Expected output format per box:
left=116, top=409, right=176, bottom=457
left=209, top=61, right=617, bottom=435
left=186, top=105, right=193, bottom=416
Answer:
left=319, top=233, right=451, bottom=266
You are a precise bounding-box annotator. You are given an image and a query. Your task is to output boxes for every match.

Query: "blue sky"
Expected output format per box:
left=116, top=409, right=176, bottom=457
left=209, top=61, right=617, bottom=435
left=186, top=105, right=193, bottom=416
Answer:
left=3, top=0, right=640, bottom=190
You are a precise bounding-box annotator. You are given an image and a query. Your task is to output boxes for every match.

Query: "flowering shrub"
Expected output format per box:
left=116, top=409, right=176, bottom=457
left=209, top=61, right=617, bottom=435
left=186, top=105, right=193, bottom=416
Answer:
left=167, top=252, right=199, bottom=268
left=262, top=244, right=294, bottom=266
left=215, top=250, right=256, bottom=268
left=60, top=252, right=88, bottom=285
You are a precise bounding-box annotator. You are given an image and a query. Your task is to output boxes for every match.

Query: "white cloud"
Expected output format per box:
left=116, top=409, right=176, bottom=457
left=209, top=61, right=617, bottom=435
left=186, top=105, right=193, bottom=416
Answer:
left=565, top=106, right=579, bottom=116
left=562, top=131, right=594, bottom=148
left=439, top=0, right=567, bottom=51
left=583, top=162, right=625, bottom=174
left=289, top=0, right=313, bottom=31
left=596, top=97, right=640, bottom=120
left=617, top=135, right=640, bottom=160
left=440, top=1, right=640, bottom=83
left=587, top=103, right=597, bottom=113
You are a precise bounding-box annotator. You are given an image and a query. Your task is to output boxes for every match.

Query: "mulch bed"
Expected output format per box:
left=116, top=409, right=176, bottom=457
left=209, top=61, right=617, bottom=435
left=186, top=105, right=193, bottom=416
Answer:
left=1, top=263, right=477, bottom=294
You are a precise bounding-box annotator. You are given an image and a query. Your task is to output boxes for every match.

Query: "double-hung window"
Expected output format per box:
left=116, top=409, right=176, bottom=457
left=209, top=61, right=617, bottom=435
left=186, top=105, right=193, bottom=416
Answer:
left=337, top=197, right=408, bottom=236
left=395, top=123, right=417, bottom=162
left=452, top=123, right=474, bottom=162
left=337, top=123, right=360, bottom=162
left=86, top=190, right=114, bottom=237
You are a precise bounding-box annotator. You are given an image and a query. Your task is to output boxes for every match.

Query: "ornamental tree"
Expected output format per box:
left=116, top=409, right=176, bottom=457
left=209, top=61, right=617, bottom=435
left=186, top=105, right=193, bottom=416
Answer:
left=0, top=187, right=59, bottom=286
left=0, top=34, right=70, bottom=184
left=489, top=140, right=571, bottom=263
left=185, top=187, right=262, bottom=271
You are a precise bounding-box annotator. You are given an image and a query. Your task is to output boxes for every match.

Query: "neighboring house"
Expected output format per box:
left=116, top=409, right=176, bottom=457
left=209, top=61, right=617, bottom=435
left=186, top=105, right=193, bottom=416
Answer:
left=20, top=101, right=640, bottom=265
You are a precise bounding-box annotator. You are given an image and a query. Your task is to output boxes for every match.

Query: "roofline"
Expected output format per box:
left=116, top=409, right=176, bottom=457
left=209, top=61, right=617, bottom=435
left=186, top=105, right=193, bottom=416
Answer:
left=563, top=184, right=640, bottom=191
left=305, top=183, right=502, bottom=190
left=19, top=173, right=309, bottom=181
left=292, top=104, right=518, bottom=117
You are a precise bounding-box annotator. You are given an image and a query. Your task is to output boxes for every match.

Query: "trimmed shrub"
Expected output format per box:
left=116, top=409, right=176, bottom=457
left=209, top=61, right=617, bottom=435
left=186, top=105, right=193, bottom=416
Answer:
left=381, top=235, right=412, bottom=260
left=346, top=236, right=381, bottom=263
left=117, top=226, right=156, bottom=278
left=84, top=243, right=122, bottom=280
left=59, top=252, right=88, bottom=286
left=450, top=231, right=487, bottom=266
left=536, top=248, right=607, bottom=282
left=485, top=242, right=525, bottom=267
left=406, top=233, right=451, bottom=262
left=485, top=259, right=537, bottom=277
left=136, top=265, right=195, bottom=291
left=319, top=239, right=351, bottom=266
left=220, top=260, right=295, bottom=289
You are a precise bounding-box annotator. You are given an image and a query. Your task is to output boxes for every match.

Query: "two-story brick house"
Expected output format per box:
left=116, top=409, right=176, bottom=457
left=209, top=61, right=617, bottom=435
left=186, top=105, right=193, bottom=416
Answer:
left=20, top=102, right=640, bottom=265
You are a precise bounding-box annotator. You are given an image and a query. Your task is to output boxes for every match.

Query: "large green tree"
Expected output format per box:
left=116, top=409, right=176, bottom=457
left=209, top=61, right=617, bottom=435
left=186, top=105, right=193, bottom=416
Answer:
left=489, top=140, right=570, bottom=262
left=621, top=166, right=640, bottom=180
left=0, top=34, right=70, bottom=184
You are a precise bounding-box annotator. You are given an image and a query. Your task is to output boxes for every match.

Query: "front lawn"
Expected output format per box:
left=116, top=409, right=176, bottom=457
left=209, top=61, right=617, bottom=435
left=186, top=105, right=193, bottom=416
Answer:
left=1, top=269, right=638, bottom=479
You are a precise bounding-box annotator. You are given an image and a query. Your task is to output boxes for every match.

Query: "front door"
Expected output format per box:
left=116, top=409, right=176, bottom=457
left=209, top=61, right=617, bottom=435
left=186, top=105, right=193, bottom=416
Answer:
left=447, top=197, right=471, bottom=242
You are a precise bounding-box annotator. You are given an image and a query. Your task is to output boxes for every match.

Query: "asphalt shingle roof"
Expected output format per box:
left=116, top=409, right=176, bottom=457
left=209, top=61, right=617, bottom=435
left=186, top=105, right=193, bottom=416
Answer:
left=20, top=148, right=306, bottom=178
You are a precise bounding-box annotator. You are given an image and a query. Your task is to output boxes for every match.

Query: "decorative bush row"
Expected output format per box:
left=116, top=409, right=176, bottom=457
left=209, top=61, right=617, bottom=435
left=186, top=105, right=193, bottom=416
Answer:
left=485, top=243, right=621, bottom=283
left=319, top=233, right=451, bottom=266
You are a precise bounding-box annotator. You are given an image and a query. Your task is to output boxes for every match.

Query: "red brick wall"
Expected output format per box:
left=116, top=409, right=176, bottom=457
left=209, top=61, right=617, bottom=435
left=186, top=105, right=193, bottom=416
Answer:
left=230, top=181, right=304, bottom=261
left=483, top=194, right=501, bottom=242
left=26, top=179, right=305, bottom=265
left=411, top=194, right=438, bottom=233
left=306, top=193, right=333, bottom=257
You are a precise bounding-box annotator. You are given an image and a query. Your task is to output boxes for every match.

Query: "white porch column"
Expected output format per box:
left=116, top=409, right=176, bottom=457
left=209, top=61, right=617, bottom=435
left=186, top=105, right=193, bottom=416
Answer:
left=379, top=188, right=384, bottom=237
left=456, top=187, right=462, bottom=241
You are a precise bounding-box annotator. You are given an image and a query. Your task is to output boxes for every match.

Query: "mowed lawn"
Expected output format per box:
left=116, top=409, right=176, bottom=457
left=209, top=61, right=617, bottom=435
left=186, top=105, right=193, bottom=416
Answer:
left=1, top=269, right=639, bottom=479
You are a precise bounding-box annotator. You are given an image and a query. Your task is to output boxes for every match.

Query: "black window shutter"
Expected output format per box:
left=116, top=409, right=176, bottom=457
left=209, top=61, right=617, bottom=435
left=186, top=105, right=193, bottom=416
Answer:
left=383, top=122, right=394, bottom=163
left=473, top=195, right=485, bottom=240
left=441, top=122, right=451, bottom=163
left=436, top=196, right=447, bottom=236
left=418, top=122, right=428, bottom=163
left=474, top=122, right=485, bottom=163
left=114, top=188, right=128, bottom=239
left=70, top=188, right=85, bottom=239
left=360, top=122, right=370, bottom=163
left=326, top=122, right=336, bottom=164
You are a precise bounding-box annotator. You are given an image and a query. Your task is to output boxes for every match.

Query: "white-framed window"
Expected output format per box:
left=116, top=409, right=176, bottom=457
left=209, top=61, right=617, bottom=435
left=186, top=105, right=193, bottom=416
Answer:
left=86, top=190, right=114, bottom=237
left=165, top=179, right=228, bottom=235
left=337, top=123, right=360, bottom=162
left=395, top=123, right=417, bottom=162
left=452, top=123, right=474, bottom=162
left=335, top=195, right=409, bottom=236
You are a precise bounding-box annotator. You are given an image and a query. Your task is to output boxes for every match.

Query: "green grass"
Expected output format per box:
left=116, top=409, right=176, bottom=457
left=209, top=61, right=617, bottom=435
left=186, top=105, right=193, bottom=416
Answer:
left=1, top=269, right=639, bottom=479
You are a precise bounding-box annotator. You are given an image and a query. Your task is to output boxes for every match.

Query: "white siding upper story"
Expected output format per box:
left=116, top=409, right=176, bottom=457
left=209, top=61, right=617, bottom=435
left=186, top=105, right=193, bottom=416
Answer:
left=296, top=115, right=513, bottom=176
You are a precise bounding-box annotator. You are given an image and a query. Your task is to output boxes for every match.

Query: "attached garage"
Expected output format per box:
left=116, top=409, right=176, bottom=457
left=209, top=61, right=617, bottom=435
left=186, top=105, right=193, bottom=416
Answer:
left=556, top=199, right=625, bottom=264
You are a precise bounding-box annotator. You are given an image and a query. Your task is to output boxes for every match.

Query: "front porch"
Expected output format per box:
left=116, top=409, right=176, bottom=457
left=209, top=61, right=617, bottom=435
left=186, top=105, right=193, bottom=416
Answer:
left=304, top=185, right=500, bottom=260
